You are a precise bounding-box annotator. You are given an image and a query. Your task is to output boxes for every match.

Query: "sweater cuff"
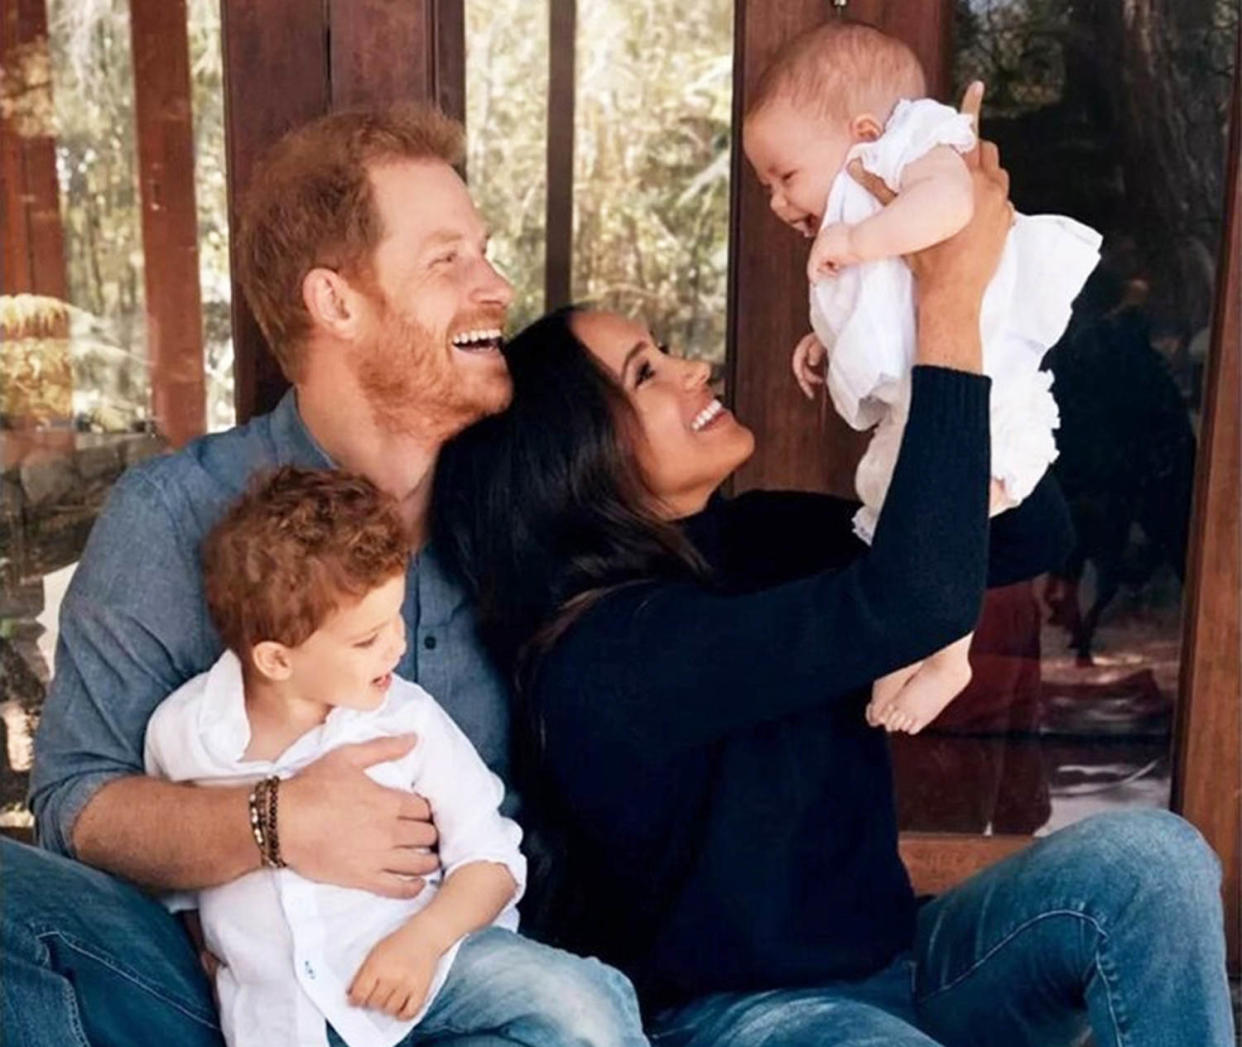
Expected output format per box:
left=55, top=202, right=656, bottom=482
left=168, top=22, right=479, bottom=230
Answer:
left=909, top=365, right=991, bottom=436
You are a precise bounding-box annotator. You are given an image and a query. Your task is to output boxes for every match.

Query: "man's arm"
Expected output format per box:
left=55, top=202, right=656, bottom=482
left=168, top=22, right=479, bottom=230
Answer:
left=31, top=468, right=437, bottom=895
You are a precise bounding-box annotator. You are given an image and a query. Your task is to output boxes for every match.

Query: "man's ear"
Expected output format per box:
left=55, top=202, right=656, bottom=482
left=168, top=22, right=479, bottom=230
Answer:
left=302, top=267, right=365, bottom=339
left=251, top=640, right=294, bottom=682
left=851, top=113, right=884, bottom=142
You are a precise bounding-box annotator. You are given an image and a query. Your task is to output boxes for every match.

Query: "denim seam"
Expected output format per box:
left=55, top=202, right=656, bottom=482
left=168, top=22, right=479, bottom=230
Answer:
left=1091, top=942, right=1128, bottom=1047
left=915, top=907, right=1107, bottom=1003
left=33, top=928, right=220, bottom=1029
left=58, top=971, right=92, bottom=1047
left=22, top=927, right=92, bottom=1047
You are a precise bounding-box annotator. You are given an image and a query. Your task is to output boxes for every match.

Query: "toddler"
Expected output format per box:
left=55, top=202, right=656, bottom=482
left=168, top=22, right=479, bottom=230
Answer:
left=743, top=19, right=1100, bottom=734
left=144, top=467, right=646, bottom=1047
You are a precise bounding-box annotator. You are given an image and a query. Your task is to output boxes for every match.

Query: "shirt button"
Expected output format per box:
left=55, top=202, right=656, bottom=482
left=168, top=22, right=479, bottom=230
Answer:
left=304, top=960, right=316, bottom=979
left=423, top=634, right=437, bottom=651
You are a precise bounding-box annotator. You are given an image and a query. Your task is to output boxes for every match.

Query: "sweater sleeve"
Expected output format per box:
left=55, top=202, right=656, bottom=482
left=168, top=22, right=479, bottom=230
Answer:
left=539, top=366, right=991, bottom=762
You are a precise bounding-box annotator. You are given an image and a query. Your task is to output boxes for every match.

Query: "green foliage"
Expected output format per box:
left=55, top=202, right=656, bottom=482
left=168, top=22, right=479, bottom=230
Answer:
left=466, top=0, right=734, bottom=364
left=45, top=0, right=233, bottom=432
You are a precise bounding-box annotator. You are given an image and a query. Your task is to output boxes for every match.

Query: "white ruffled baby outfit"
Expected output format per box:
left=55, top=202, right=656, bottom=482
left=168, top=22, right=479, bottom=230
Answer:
left=808, top=98, right=1102, bottom=542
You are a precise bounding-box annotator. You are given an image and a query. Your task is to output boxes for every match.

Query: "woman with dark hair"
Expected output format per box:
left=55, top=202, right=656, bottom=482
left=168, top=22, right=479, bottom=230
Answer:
left=432, top=144, right=1233, bottom=1047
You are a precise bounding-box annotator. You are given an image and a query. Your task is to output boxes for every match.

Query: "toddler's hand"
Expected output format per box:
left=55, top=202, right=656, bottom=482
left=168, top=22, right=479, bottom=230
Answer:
left=348, top=926, right=440, bottom=1021
left=807, top=222, right=862, bottom=281
left=791, top=333, right=827, bottom=400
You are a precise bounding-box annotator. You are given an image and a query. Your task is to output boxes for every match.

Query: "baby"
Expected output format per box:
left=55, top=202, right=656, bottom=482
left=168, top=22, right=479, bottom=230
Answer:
left=144, top=467, right=645, bottom=1047
left=743, top=19, right=1101, bottom=734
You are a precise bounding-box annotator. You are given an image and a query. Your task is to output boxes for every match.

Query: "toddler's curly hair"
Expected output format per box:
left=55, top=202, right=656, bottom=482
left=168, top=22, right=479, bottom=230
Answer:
left=203, top=467, right=410, bottom=655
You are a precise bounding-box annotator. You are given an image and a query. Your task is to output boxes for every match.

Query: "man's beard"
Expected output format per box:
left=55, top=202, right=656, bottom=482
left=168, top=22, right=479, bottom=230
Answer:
left=354, top=306, right=510, bottom=441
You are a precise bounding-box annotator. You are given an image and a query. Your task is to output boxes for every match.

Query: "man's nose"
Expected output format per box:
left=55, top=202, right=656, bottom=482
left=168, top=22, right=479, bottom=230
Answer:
left=474, top=257, right=514, bottom=309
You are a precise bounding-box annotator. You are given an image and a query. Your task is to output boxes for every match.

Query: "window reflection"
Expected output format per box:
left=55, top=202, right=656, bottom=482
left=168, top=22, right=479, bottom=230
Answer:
left=1, top=0, right=229, bottom=831
left=893, top=0, right=1238, bottom=835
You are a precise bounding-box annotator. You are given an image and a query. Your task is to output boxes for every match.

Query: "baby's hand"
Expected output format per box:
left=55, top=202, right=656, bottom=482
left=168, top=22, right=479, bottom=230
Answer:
left=348, top=925, right=439, bottom=1021
left=989, top=478, right=1016, bottom=517
left=807, top=222, right=862, bottom=281
left=791, top=332, right=827, bottom=400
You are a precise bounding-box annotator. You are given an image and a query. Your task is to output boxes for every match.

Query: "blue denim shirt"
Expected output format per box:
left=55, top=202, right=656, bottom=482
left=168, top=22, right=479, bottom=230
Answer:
left=29, top=391, right=512, bottom=857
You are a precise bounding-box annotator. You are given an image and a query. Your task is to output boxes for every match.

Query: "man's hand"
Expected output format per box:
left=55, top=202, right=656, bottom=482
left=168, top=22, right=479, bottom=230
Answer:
left=347, top=924, right=440, bottom=1021
left=807, top=222, right=862, bottom=282
left=279, top=734, right=438, bottom=899
left=791, top=332, right=827, bottom=400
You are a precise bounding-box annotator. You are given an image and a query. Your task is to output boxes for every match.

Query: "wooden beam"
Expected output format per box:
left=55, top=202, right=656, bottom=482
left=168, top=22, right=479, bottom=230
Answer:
left=221, top=0, right=467, bottom=421
left=899, top=833, right=1031, bottom=896
left=330, top=1, right=435, bottom=110
left=220, top=0, right=329, bottom=422
left=129, top=0, right=206, bottom=447
left=1173, top=31, right=1241, bottom=973
left=0, top=0, right=66, bottom=299
left=545, top=0, right=575, bottom=310
left=0, top=102, right=31, bottom=292
left=727, top=0, right=953, bottom=496
left=432, top=0, right=467, bottom=126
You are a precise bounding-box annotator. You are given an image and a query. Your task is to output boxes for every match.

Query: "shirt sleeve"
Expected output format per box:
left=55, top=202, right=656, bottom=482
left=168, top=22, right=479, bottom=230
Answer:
left=411, top=696, right=527, bottom=905
left=539, top=366, right=991, bottom=764
left=141, top=688, right=201, bottom=915
left=28, top=468, right=211, bottom=858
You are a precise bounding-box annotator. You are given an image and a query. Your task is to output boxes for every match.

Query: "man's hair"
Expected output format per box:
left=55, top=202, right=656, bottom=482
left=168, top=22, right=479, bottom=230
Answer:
left=746, top=19, right=926, bottom=125
left=203, top=467, right=411, bottom=656
left=236, top=104, right=465, bottom=379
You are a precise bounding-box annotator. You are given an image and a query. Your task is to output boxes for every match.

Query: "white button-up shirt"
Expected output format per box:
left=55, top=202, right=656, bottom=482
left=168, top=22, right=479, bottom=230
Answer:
left=143, top=651, right=526, bottom=1047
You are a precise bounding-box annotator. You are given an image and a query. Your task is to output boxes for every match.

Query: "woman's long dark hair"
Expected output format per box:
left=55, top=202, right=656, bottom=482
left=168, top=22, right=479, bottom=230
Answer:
left=433, top=305, right=709, bottom=684
left=432, top=306, right=710, bottom=946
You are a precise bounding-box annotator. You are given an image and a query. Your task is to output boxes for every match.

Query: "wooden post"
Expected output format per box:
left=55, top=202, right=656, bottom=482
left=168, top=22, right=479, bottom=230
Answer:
left=726, top=0, right=953, bottom=496
left=545, top=0, right=575, bottom=310
left=1, top=0, right=72, bottom=466
left=0, top=0, right=66, bottom=298
left=129, top=0, right=206, bottom=447
left=221, top=0, right=465, bottom=422
left=1173, top=32, right=1241, bottom=972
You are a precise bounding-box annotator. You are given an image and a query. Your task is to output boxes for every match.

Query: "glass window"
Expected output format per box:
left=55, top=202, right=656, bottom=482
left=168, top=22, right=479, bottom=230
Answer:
left=891, top=0, right=1238, bottom=836
left=572, top=0, right=733, bottom=367
left=465, top=0, right=550, bottom=334
left=465, top=0, right=734, bottom=368
left=0, top=0, right=230, bottom=831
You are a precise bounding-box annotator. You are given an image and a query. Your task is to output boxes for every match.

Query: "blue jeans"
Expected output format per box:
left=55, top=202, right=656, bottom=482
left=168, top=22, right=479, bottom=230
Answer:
left=0, top=841, right=621, bottom=1046
left=326, top=927, right=646, bottom=1046
left=649, top=811, right=1235, bottom=1047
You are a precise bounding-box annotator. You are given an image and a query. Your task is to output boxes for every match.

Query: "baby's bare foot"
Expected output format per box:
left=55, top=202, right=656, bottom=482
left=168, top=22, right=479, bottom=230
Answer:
left=878, top=681, right=959, bottom=734
left=878, top=634, right=974, bottom=734
left=866, top=660, right=922, bottom=727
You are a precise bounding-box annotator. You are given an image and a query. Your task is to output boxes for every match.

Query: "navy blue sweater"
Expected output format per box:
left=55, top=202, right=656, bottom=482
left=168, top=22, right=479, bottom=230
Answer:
left=525, top=367, right=1072, bottom=1011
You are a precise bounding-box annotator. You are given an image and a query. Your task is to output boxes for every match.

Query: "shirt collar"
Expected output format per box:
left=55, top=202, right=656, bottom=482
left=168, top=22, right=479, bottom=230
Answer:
left=199, top=650, right=399, bottom=769
left=269, top=388, right=336, bottom=470
left=199, top=650, right=256, bottom=766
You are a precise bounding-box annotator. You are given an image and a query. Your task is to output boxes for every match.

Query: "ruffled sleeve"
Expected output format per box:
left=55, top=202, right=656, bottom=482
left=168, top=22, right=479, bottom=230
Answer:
left=848, top=98, right=976, bottom=193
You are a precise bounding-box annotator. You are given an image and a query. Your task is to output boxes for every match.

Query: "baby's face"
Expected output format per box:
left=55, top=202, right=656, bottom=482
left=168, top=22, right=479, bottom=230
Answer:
left=743, top=100, right=854, bottom=237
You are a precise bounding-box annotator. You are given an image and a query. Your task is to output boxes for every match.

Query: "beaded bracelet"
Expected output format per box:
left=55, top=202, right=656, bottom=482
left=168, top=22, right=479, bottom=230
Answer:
left=265, top=775, right=286, bottom=868
left=247, top=776, right=287, bottom=868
